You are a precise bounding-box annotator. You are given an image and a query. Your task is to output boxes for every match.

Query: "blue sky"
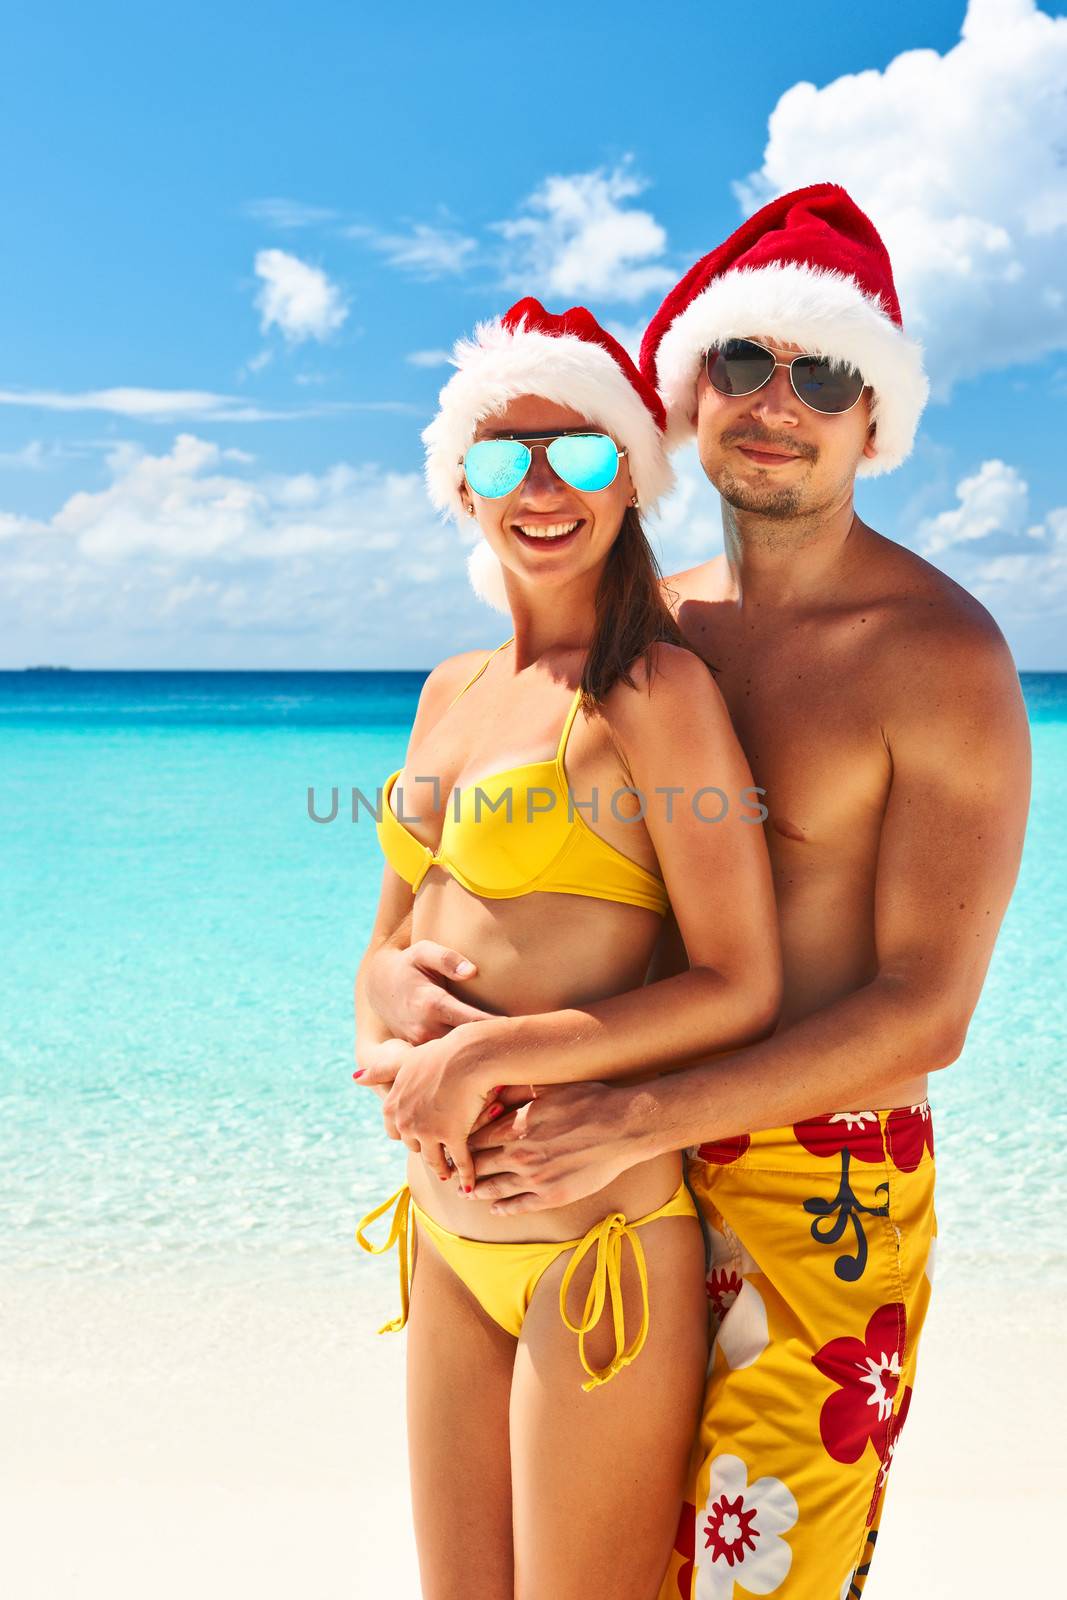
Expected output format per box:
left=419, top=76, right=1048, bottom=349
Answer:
left=2, top=0, right=1066, bottom=668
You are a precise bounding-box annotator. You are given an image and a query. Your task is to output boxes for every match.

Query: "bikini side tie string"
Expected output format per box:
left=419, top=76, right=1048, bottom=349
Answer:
left=355, top=1184, right=414, bottom=1334
left=558, top=1211, right=651, bottom=1392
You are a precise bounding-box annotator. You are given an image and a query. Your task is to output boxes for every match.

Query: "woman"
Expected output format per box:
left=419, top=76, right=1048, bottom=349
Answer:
left=354, top=298, right=781, bottom=1600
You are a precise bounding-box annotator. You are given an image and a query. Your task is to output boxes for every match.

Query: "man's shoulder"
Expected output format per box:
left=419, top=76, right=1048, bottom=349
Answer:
left=866, top=534, right=1022, bottom=724
left=663, top=553, right=730, bottom=605
left=868, top=532, right=1010, bottom=667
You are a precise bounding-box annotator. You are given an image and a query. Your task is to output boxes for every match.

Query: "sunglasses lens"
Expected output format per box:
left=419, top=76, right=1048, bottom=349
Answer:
left=791, top=357, right=865, bottom=414
left=545, top=433, right=619, bottom=493
left=706, top=338, right=776, bottom=397
left=463, top=439, right=531, bottom=498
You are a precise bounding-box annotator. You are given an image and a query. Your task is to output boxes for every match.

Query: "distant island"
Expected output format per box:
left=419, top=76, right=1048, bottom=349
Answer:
left=24, top=665, right=73, bottom=672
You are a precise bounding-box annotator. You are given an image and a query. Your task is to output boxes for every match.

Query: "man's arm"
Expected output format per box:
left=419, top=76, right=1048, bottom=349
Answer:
left=362, top=913, right=493, bottom=1046
left=470, top=615, right=1031, bottom=1212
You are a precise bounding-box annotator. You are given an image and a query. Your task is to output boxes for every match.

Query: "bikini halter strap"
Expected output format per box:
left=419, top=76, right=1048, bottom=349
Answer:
left=446, top=637, right=514, bottom=709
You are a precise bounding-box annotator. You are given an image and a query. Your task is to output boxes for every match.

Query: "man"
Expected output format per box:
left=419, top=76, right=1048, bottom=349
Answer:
left=357, top=185, right=1030, bottom=1596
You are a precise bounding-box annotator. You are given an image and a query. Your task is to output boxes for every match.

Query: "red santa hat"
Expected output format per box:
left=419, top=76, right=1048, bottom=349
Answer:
left=423, top=297, right=674, bottom=611
left=640, top=183, right=928, bottom=476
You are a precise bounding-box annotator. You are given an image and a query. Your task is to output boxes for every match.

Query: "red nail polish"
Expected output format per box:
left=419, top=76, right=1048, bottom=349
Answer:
left=353, top=1069, right=365, bottom=1079
left=488, top=1104, right=504, bottom=1120
left=463, top=1185, right=472, bottom=1194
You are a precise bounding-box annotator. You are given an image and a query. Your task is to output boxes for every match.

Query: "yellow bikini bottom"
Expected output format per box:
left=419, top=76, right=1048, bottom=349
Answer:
left=355, top=1177, right=698, bottom=1392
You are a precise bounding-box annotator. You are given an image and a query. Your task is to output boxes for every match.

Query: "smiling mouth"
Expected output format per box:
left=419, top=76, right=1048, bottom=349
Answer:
left=736, top=445, right=804, bottom=466
left=512, top=519, right=584, bottom=545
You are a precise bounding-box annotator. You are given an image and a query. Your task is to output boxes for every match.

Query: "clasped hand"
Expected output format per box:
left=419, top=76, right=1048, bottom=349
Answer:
left=356, top=1037, right=639, bottom=1217
left=355, top=1026, right=497, bottom=1190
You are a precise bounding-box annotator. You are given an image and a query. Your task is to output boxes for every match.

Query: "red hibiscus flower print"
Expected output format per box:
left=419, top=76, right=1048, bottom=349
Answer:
left=867, top=1385, right=913, bottom=1526
left=886, top=1103, right=934, bottom=1173
left=705, top=1491, right=759, bottom=1567
left=696, top=1134, right=751, bottom=1166
left=706, top=1265, right=743, bottom=1319
left=793, top=1111, right=885, bottom=1163
left=812, top=1301, right=907, bottom=1464
left=672, top=1500, right=695, bottom=1597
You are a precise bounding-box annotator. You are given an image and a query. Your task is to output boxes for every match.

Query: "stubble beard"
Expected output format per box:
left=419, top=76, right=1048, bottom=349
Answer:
left=715, top=467, right=805, bottom=520
left=711, top=461, right=844, bottom=552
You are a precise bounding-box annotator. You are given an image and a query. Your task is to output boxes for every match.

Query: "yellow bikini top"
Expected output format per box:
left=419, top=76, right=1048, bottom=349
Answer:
left=377, top=639, right=669, bottom=915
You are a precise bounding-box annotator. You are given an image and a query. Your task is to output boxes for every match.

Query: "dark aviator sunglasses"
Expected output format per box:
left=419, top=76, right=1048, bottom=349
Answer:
left=705, top=338, right=867, bottom=415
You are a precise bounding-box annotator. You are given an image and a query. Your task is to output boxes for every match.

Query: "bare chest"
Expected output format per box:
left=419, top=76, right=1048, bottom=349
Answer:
left=687, top=620, right=891, bottom=860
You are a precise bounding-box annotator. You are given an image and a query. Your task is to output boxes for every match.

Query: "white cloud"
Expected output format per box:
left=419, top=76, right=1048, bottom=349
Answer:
left=0, top=433, right=484, bottom=664
left=243, top=197, right=339, bottom=229
left=918, top=459, right=1035, bottom=555
left=0, top=386, right=246, bottom=419
left=0, top=386, right=407, bottom=423
left=34, top=434, right=428, bottom=564
left=968, top=514, right=1067, bottom=613
left=347, top=223, right=477, bottom=278
left=494, top=162, right=674, bottom=304
left=0, top=441, right=53, bottom=470
left=736, top=0, right=1067, bottom=393
left=914, top=456, right=1067, bottom=621
left=243, top=350, right=273, bottom=376
left=253, top=248, right=349, bottom=344
left=405, top=349, right=452, bottom=369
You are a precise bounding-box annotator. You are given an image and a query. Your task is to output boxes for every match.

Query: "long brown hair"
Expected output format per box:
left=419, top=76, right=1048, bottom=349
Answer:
left=580, top=506, right=705, bottom=703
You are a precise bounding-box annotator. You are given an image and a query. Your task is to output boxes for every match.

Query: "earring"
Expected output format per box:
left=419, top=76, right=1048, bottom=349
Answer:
left=630, top=494, right=639, bottom=508
left=467, top=505, right=475, bottom=517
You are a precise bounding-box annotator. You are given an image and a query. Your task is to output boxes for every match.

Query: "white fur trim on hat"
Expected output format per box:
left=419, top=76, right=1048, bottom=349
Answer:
left=423, top=317, right=674, bottom=612
left=655, top=261, right=928, bottom=476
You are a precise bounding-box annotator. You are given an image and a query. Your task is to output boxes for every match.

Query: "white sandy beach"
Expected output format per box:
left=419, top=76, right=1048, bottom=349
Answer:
left=3, top=1268, right=1060, bottom=1599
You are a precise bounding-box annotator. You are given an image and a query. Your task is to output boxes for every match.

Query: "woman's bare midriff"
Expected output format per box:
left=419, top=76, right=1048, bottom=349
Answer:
left=405, top=872, right=688, bottom=1243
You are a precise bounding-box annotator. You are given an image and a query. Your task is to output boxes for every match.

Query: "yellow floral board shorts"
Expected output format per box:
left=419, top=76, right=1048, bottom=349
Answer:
left=659, top=1104, right=936, bottom=1600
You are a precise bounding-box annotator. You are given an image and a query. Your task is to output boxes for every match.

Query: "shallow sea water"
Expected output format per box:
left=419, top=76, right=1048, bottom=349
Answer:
left=1, top=669, right=1063, bottom=1292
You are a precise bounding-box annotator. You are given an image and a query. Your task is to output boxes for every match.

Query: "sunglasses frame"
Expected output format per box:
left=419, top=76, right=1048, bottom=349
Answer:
left=461, top=432, right=628, bottom=499
left=704, top=339, right=867, bottom=416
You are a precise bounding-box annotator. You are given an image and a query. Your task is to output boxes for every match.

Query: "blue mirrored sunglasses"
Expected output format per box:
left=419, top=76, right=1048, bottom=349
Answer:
left=462, top=432, right=627, bottom=499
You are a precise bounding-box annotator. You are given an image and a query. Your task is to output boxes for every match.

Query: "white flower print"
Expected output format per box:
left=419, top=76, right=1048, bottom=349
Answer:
left=925, top=1232, right=937, bottom=1285
left=856, top=1346, right=902, bottom=1423
left=828, top=1110, right=879, bottom=1132
left=695, top=1453, right=798, bottom=1599
left=707, top=1224, right=769, bottom=1370
left=716, top=1280, right=770, bottom=1370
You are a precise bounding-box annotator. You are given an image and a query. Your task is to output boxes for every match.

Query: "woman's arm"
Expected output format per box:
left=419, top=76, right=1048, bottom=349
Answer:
left=352, top=650, right=500, bottom=1167
left=354, top=896, right=416, bottom=1100
left=361, top=645, right=783, bottom=1148
left=461, top=643, right=781, bottom=1083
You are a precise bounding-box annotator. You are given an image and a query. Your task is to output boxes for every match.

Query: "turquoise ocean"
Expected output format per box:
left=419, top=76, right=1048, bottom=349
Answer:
left=2, top=668, right=1064, bottom=1295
